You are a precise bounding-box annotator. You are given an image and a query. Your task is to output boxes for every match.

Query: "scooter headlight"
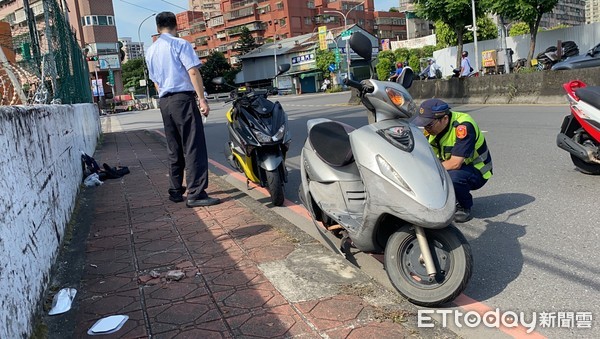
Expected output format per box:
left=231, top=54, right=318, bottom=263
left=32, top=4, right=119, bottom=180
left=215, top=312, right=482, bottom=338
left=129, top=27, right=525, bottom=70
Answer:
left=251, top=128, right=273, bottom=143
left=251, top=125, right=285, bottom=143
left=376, top=155, right=413, bottom=194
left=272, top=125, right=286, bottom=142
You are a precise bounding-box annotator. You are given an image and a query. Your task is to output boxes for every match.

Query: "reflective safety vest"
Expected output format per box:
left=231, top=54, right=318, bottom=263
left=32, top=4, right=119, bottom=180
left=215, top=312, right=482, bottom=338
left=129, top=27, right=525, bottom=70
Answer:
left=429, top=112, right=493, bottom=180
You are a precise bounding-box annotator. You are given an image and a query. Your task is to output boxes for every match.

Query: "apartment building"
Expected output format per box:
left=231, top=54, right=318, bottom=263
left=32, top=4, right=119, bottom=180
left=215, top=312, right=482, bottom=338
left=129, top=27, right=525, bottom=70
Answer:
left=0, top=0, right=123, bottom=97
left=65, top=0, right=123, bottom=96
left=178, top=0, right=381, bottom=65
left=586, top=0, right=600, bottom=24
left=118, top=37, right=144, bottom=63
left=190, top=0, right=221, bottom=18
left=539, top=0, right=586, bottom=28
left=397, top=0, right=434, bottom=39
left=374, top=11, right=407, bottom=41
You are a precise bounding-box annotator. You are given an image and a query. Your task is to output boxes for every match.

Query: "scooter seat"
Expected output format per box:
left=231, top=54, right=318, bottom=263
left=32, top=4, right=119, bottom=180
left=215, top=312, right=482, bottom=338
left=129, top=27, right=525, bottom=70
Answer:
left=309, top=121, right=355, bottom=167
left=575, top=86, right=600, bottom=111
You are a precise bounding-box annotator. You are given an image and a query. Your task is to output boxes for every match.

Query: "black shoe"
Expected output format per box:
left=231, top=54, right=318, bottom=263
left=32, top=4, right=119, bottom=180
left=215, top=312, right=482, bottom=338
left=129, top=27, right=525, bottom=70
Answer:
left=454, top=206, right=473, bottom=223
left=168, top=187, right=186, bottom=203
left=186, top=197, right=221, bottom=207
left=169, top=192, right=184, bottom=203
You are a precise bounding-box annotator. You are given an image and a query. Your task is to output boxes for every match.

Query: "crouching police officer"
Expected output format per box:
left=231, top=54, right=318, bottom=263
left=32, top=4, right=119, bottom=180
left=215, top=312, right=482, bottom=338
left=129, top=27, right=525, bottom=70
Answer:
left=413, top=99, right=493, bottom=222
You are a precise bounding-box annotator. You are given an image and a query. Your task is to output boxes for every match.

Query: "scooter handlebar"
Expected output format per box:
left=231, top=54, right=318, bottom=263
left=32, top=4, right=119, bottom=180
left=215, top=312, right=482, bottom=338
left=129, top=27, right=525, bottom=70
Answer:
left=344, top=78, right=363, bottom=91
left=343, top=78, right=374, bottom=94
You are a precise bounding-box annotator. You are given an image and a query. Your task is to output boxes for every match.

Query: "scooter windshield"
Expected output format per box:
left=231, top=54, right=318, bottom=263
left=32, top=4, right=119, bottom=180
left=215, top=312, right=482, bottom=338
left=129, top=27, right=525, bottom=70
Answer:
left=250, top=96, right=275, bottom=116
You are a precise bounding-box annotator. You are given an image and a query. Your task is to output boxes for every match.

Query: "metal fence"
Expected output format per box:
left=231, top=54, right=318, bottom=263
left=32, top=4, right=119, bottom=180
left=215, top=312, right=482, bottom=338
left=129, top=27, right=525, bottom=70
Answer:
left=0, top=0, right=92, bottom=105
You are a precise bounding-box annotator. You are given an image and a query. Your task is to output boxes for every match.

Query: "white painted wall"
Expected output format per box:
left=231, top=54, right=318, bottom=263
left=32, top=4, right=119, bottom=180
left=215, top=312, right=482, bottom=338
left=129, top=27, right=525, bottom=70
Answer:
left=433, top=22, right=600, bottom=77
left=0, top=104, right=100, bottom=338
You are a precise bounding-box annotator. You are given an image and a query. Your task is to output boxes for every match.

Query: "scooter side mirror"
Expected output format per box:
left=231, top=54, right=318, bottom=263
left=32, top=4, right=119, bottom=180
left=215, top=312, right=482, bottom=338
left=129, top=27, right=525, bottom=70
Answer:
left=398, top=68, right=414, bottom=89
left=277, top=63, right=290, bottom=75
left=212, top=77, right=225, bottom=85
left=349, top=32, right=372, bottom=62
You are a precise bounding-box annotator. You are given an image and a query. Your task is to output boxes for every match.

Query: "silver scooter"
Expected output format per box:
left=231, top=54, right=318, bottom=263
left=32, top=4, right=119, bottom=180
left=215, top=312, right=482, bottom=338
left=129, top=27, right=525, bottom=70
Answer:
left=298, top=32, right=472, bottom=307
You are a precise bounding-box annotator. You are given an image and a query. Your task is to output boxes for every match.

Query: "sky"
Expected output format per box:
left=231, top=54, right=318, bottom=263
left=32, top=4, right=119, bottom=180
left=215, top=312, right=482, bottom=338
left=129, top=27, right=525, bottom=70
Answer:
left=113, top=0, right=399, bottom=48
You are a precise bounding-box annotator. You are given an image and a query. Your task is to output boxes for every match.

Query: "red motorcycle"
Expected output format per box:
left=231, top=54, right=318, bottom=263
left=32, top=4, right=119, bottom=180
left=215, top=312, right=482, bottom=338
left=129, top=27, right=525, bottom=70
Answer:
left=557, top=80, right=600, bottom=174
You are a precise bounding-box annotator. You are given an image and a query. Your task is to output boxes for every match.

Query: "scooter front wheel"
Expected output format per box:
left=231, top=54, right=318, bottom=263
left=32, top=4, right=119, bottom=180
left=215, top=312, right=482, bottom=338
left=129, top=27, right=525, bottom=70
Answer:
left=265, top=166, right=285, bottom=206
left=384, top=225, right=472, bottom=307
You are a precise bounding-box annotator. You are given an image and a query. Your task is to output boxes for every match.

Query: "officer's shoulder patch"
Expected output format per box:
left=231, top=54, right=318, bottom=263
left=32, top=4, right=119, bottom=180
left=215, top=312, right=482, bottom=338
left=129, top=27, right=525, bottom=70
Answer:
left=456, top=125, right=467, bottom=139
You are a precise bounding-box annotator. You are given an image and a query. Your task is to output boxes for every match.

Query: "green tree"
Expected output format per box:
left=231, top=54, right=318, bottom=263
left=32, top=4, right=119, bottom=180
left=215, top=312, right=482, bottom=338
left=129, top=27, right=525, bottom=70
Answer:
left=236, top=26, right=257, bottom=55
left=415, top=0, right=485, bottom=67
left=121, top=58, right=154, bottom=94
left=379, top=50, right=396, bottom=61
left=316, top=48, right=336, bottom=78
left=434, top=17, right=498, bottom=47
left=394, top=48, right=410, bottom=64
left=484, top=0, right=559, bottom=63
left=434, top=21, right=456, bottom=48
left=389, top=7, right=399, bottom=12
left=422, top=45, right=437, bottom=58
left=199, top=51, right=239, bottom=93
left=508, top=22, right=529, bottom=36
left=376, top=57, right=394, bottom=81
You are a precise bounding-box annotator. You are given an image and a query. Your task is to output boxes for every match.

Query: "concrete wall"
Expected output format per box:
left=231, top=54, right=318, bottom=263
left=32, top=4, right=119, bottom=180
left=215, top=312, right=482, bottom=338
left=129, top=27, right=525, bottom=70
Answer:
left=0, top=104, right=100, bottom=338
left=409, top=67, right=600, bottom=105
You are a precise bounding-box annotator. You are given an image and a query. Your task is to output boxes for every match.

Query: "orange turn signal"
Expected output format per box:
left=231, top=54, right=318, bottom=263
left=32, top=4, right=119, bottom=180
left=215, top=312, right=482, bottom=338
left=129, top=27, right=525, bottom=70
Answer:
left=386, top=88, right=405, bottom=107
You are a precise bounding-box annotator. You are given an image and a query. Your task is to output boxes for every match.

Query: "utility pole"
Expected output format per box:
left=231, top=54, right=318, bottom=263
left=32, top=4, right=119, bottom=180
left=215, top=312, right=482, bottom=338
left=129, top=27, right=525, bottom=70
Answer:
left=470, top=0, right=479, bottom=75
left=324, top=1, right=364, bottom=80
left=138, top=13, right=156, bottom=104
left=23, top=0, right=41, bottom=70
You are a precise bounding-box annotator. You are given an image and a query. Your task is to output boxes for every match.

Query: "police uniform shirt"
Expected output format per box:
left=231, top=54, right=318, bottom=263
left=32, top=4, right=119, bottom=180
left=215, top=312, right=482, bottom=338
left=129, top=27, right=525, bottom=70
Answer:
left=434, top=121, right=477, bottom=159
left=450, top=122, right=477, bottom=158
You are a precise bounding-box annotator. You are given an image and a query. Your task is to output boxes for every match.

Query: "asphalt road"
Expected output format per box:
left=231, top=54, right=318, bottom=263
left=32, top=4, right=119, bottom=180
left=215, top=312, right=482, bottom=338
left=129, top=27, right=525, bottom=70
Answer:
left=111, top=92, right=599, bottom=338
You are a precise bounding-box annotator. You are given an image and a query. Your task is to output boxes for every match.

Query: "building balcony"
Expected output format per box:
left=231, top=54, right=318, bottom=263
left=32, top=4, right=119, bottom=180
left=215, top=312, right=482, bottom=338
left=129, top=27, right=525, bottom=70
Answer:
left=216, top=31, right=227, bottom=39
left=225, top=4, right=255, bottom=21
left=231, top=0, right=269, bottom=9
left=226, top=22, right=265, bottom=36
left=196, top=37, right=208, bottom=46
left=208, top=16, right=225, bottom=28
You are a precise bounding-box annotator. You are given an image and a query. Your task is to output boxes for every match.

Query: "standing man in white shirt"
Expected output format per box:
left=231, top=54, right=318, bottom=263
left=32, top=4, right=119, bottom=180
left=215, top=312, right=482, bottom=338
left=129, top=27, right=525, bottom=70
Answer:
left=460, top=51, right=472, bottom=78
left=145, top=12, right=220, bottom=207
left=428, top=59, right=441, bottom=79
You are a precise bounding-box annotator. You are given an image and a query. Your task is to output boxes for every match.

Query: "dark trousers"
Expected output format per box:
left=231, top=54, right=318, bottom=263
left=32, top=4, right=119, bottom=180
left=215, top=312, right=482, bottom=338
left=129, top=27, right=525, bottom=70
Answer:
left=448, top=164, right=487, bottom=209
left=159, top=92, right=208, bottom=200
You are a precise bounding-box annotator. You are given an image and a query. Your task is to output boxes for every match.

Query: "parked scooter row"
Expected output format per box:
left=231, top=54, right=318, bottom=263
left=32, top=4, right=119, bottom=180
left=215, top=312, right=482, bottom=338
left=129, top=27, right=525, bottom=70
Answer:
left=212, top=33, right=478, bottom=307
left=210, top=27, right=600, bottom=309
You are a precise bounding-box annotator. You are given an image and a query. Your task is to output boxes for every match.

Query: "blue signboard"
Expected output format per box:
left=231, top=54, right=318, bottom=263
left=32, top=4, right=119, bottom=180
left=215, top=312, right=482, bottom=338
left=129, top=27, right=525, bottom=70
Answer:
left=291, top=53, right=315, bottom=65
left=328, top=63, right=336, bottom=72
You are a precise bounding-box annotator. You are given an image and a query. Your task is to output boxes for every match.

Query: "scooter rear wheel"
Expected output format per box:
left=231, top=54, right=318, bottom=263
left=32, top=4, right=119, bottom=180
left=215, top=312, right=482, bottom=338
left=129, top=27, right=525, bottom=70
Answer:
left=570, top=154, right=600, bottom=175
left=265, top=165, right=285, bottom=206
left=384, top=225, right=472, bottom=307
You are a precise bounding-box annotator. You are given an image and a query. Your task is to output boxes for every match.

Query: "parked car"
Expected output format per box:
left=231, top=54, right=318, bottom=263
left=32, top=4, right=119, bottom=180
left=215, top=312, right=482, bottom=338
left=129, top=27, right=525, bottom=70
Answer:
left=551, top=43, right=600, bottom=70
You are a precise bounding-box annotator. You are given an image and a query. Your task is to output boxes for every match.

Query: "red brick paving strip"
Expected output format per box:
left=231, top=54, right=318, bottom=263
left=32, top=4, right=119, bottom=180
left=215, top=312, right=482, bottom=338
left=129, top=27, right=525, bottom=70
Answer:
left=73, top=131, right=410, bottom=338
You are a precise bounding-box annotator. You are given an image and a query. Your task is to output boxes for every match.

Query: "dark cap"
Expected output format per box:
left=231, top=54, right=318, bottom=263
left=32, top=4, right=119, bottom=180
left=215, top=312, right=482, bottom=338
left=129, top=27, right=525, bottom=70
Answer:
left=413, top=99, right=450, bottom=126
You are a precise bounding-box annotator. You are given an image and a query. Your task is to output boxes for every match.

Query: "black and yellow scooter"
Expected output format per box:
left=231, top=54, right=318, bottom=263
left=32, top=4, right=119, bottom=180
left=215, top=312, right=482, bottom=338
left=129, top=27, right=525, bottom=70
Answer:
left=212, top=64, right=291, bottom=206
